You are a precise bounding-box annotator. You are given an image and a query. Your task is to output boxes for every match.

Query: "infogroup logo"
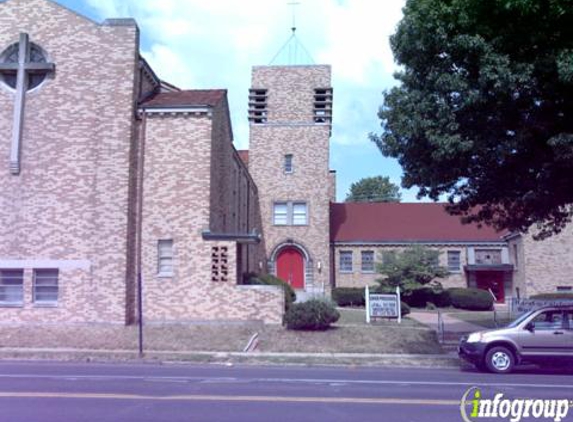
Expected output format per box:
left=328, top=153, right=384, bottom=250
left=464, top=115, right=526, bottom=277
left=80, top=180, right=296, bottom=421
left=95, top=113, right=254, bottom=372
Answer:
left=460, top=387, right=572, bottom=422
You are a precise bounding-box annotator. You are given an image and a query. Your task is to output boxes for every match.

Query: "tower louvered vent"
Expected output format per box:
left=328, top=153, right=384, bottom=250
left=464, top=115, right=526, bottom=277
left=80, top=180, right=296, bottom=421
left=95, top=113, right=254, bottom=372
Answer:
left=248, top=89, right=268, bottom=124
left=314, top=88, right=333, bottom=124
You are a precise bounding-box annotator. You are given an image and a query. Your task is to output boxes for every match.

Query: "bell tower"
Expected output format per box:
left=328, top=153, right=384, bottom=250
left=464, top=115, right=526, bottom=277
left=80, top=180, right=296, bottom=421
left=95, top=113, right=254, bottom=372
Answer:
left=247, top=64, right=334, bottom=297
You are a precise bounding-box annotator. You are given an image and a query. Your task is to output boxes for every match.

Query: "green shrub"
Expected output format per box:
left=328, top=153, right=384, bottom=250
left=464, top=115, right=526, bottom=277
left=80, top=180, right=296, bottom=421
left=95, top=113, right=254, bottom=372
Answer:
left=284, top=299, right=340, bottom=330
left=332, top=288, right=365, bottom=307
left=403, top=287, right=451, bottom=308
left=244, top=274, right=296, bottom=311
left=448, top=288, right=494, bottom=311
left=530, top=293, right=573, bottom=300
left=400, top=301, right=411, bottom=316
left=433, top=289, right=452, bottom=307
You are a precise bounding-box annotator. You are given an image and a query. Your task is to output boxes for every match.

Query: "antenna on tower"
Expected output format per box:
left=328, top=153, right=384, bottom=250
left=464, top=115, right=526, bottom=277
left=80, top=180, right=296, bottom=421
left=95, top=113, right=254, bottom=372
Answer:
left=269, top=0, right=314, bottom=66
left=289, top=0, right=300, bottom=34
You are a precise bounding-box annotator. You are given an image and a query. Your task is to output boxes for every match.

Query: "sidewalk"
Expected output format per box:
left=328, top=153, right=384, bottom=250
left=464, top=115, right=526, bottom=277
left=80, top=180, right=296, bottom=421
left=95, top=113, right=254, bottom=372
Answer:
left=0, top=346, right=460, bottom=368
left=408, top=311, right=484, bottom=334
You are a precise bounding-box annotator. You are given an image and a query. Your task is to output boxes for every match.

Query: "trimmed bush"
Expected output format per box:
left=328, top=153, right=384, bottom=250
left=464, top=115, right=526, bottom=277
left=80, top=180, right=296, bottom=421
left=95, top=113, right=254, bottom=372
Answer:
left=433, top=289, right=452, bottom=308
left=403, top=287, right=451, bottom=308
left=400, top=301, right=411, bottom=316
left=244, top=274, right=296, bottom=311
left=284, top=299, right=340, bottom=330
left=530, top=293, right=573, bottom=300
left=332, top=287, right=365, bottom=307
left=448, top=287, right=494, bottom=311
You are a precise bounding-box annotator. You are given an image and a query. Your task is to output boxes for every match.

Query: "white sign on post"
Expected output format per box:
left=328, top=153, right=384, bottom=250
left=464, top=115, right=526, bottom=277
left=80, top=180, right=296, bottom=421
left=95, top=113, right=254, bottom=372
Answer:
left=365, top=286, right=401, bottom=323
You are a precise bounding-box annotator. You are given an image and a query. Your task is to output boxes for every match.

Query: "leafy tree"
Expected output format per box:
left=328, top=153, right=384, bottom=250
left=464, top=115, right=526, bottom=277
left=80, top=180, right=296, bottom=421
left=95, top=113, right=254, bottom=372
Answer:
left=371, top=0, right=573, bottom=239
left=376, top=246, right=448, bottom=296
left=345, top=176, right=401, bottom=202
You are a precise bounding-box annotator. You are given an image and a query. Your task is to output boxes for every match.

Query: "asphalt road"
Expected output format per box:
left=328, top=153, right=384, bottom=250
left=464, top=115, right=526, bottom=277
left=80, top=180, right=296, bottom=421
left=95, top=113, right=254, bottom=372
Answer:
left=1, top=360, right=573, bottom=422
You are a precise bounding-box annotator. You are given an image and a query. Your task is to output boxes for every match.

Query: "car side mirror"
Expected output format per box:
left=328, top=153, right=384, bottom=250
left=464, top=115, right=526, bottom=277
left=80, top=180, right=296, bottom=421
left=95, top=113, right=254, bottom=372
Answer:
left=525, top=322, right=535, bottom=332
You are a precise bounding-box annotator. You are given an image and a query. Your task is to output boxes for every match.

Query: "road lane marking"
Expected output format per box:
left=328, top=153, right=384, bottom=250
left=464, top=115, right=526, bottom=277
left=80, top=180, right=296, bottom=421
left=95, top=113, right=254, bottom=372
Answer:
left=0, top=392, right=459, bottom=406
left=0, top=374, right=571, bottom=390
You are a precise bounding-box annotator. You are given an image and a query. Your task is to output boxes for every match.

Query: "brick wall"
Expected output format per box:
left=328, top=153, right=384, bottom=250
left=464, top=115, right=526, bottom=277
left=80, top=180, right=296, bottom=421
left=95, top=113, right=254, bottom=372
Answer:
left=0, top=0, right=138, bottom=323
left=518, top=224, right=573, bottom=296
left=332, top=245, right=469, bottom=289
left=248, top=65, right=332, bottom=294
left=140, top=106, right=282, bottom=323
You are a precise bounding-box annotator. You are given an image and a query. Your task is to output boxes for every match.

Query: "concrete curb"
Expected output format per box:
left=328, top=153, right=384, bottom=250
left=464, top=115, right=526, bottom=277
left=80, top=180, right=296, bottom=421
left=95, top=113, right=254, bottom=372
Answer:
left=0, top=347, right=460, bottom=368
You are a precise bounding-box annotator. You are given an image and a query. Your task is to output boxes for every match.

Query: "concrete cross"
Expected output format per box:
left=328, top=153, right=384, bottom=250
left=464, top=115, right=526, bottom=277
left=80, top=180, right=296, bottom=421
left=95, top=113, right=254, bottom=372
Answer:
left=0, top=33, right=55, bottom=175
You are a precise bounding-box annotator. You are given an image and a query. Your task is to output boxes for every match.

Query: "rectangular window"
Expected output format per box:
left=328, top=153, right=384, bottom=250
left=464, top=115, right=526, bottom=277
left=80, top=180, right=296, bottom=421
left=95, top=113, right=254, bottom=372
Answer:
left=361, top=250, right=374, bottom=272
left=447, top=251, right=461, bottom=272
left=292, top=202, right=307, bottom=225
left=339, top=251, right=353, bottom=272
left=284, top=154, right=293, bottom=174
left=557, top=286, right=573, bottom=292
left=0, top=269, right=24, bottom=306
left=33, top=269, right=59, bottom=305
left=273, top=201, right=308, bottom=225
left=475, top=249, right=502, bottom=265
left=158, top=239, right=174, bottom=275
left=273, top=202, right=288, bottom=225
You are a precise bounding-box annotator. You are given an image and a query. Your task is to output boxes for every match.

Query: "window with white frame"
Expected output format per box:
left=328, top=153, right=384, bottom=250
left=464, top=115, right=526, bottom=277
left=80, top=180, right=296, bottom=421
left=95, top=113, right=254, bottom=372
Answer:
left=273, top=201, right=307, bottom=225
left=339, top=251, right=353, bottom=272
left=0, top=269, right=24, bottom=306
left=284, top=154, right=293, bottom=174
left=447, top=250, right=461, bottom=272
left=292, top=202, right=307, bottom=225
left=273, top=202, right=288, bottom=225
left=33, top=269, right=59, bottom=305
left=361, top=250, right=374, bottom=272
left=157, top=239, right=174, bottom=275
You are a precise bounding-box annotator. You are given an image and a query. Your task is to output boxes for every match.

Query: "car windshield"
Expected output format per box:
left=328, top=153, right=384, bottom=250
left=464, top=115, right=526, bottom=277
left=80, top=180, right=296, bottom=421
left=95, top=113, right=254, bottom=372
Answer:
left=506, top=310, right=536, bottom=328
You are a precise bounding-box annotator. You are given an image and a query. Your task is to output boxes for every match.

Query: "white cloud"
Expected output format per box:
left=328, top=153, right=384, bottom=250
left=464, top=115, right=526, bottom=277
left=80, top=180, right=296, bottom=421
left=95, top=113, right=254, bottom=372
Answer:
left=84, top=0, right=407, bottom=189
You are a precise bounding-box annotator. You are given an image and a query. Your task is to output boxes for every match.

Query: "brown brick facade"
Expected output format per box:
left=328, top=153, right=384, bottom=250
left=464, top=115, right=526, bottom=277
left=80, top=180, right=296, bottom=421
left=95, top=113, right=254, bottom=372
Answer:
left=509, top=224, right=573, bottom=297
left=248, top=66, right=333, bottom=296
left=0, top=0, right=282, bottom=325
left=0, top=0, right=139, bottom=323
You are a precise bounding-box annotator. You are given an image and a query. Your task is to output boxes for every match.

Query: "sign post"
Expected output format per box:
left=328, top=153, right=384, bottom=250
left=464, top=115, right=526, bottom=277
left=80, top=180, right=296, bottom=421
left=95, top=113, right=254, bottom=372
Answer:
left=366, top=286, right=401, bottom=323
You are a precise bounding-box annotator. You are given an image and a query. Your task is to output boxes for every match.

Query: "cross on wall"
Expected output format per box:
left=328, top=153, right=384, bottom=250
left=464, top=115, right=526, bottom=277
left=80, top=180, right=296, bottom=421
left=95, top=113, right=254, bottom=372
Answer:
left=0, top=33, right=55, bottom=175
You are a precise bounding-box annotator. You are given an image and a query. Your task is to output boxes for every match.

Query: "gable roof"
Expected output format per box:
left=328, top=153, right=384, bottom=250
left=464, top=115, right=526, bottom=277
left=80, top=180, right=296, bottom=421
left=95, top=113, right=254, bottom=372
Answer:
left=330, top=202, right=505, bottom=243
left=140, top=89, right=227, bottom=108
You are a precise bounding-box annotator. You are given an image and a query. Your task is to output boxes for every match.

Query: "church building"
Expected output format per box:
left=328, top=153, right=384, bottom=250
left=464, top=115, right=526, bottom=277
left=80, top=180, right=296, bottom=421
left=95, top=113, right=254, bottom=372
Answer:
left=1, top=0, right=572, bottom=327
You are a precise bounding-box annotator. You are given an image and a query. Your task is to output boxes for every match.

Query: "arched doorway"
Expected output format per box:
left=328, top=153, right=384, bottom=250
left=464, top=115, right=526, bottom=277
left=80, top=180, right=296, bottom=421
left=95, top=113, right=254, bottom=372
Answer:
left=276, top=246, right=305, bottom=289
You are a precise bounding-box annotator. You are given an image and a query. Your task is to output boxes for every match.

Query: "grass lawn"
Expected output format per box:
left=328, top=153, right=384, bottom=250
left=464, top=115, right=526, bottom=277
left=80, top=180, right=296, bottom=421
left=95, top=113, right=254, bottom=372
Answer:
left=0, top=312, right=443, bottom=355
left=336, top=307, right=426, bottom=328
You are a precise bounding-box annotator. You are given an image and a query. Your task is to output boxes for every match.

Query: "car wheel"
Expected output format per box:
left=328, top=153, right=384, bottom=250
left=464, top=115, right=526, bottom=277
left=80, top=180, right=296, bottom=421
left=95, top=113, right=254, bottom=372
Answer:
left=485, top=346, right=515, bottom=374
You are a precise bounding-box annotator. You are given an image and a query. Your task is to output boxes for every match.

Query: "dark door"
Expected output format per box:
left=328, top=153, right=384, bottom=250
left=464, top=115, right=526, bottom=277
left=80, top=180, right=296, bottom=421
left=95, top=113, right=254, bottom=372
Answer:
left=520, top=310, right=572, bottom=356
left=476, top=271, right=504, bottom=303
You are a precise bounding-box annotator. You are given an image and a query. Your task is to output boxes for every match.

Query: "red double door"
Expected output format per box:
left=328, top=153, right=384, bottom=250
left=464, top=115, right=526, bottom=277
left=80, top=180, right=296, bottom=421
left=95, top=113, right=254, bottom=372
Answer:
left=476, top=271, right=505, bottom=303
left=276, top=247, right=304, bottom=289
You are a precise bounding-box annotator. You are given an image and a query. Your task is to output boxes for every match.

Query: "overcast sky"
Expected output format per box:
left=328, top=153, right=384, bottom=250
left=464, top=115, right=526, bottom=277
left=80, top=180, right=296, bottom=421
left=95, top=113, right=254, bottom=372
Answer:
left=55, top=0, right=421, bottom=202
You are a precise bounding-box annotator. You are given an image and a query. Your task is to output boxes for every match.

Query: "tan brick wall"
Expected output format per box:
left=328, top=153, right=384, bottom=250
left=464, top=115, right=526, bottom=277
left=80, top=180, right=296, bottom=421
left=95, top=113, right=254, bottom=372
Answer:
left=518, top=224, right=573, bottom=296
left=248, top=66, right=332, bottom=294
left=0, top=0, right=138, bottom=323
left=333, top=245, right=469, bottom=289
left=140, top=110, right=282, bottom=324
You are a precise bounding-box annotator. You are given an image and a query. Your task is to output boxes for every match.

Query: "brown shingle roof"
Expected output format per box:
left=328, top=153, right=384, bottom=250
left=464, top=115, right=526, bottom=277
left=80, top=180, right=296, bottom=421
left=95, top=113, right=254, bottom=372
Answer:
left=330, top=202, right=505, bottom=243
left=141, top=89, right=227, bottom=108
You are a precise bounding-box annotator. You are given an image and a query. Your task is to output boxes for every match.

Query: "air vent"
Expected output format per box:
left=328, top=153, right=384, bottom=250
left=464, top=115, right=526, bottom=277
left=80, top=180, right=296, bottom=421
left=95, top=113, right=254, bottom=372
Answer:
left=314, top=87, right=333, bottom=124
left=248, top=89, right=268, bottom=124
